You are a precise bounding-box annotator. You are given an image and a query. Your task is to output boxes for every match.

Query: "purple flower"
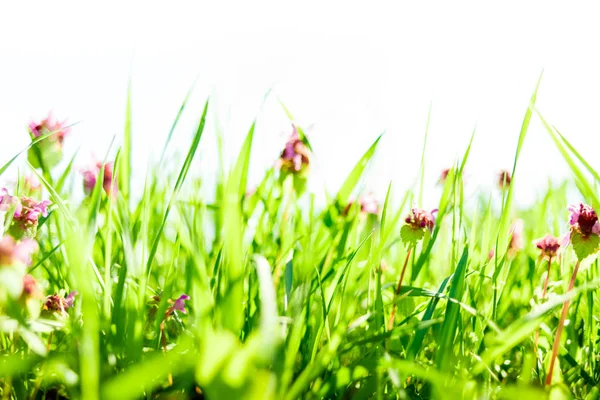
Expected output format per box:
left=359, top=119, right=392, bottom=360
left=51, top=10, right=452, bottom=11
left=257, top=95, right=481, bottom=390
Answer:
left=43, top=291, right=77, bottom=314
left=567, top=203, right=600, bottom=238
left=278, top=125, right=311, bottom=174
left=533, top=234, right=562, bottom=260
left=81, top=160, right=117, bottom=196
left=404, top=208, right=438, bottom=232
left=13, top=197, right=51, bottom=226
left=0, top=188, right=17, bottom=211
left=0, top=235, right=38, bottom=266
left=167, top=294, right=190, bottom=316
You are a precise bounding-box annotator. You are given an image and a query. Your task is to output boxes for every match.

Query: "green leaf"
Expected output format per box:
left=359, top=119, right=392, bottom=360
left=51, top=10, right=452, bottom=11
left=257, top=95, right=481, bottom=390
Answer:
left=571, top=231, right=600, bottom=261
left=400, top=224, right=424, bottom=246
left=335, top=134, right=383, bottom=205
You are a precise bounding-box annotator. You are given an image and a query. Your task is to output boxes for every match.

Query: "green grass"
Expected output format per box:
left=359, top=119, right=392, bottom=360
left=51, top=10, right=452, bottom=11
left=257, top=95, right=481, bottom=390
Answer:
left=1, top=78, right=599, bottom=400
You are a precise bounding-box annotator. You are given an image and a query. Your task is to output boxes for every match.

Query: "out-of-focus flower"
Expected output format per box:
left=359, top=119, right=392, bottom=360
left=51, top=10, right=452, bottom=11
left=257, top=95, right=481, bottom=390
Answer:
left=0, top=188, right=17, bottom=211
left=488, top=248, right=495, bottom=261
left=508, top=219, right=524, bottom=256
left=533, top=234, right=562, bottom=260
left=0, top=236, right=37, bottom=267
left=438, top=168, right=451, bottom=185
left=498, top=170, right=511, bottom=190
left=22, top=274, right=42, bottom=298
left=43, top=291, right=78, bottom=314
left=10, top=197, right=51, bottom=238
left=344, top=193, right=380, bottom=216
left=404, top=208, right=438, bottom=232
left=166, top=294, right=190, bottom=317
left=27, top=113, right=70, bottom=169
left=81, top=160, right=117, bottom=196
left=24, top=174, right=41, bottom=192
left=278, top=125, right=311, bottom=174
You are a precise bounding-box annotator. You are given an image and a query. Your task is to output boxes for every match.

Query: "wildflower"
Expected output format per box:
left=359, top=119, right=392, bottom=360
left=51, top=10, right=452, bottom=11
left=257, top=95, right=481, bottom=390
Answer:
left=0, top=236, right=37, bottom=267
left=0, top=188, right=17, bottom=211
left=344, top=193, right=380, bottom=216
left=81, top=160, right=117, bottom=196
left=22, top=274, right=42, bottom=298
left=508, top=219, right=524, bottom=256
left=24, top=174, right=41, bottom=192
left=166, top=294, right=190, bottom=317
left=567, top=203, right=600, bottom=238
left=10, top=197, right=51, bottom=238
left=27, top=113, right=70, bottom=169
left=533, top=234, right=561, bottom=260
left=278, top=125, right=311, bottom=174
left=404, top=208, right=437, bottom=232
left=498, top=170, right=511, bottom=189
left=438, top=168, right=451, bottom=185
left=43, top=291, right=78, bottom=314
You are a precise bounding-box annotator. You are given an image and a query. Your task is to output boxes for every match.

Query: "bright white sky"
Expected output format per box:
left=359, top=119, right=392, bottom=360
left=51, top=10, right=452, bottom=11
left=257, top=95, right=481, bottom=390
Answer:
left=1, top=2, right=599, bottom=207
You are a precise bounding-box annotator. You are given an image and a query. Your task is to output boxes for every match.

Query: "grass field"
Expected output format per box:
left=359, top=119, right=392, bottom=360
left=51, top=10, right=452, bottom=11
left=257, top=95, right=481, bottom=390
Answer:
left=2, top=77, right=600, bottom=399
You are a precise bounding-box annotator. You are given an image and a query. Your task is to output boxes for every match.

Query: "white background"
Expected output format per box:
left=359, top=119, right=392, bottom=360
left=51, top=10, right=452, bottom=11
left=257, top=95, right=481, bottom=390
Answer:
left=1, top=2, right=599, bottom=207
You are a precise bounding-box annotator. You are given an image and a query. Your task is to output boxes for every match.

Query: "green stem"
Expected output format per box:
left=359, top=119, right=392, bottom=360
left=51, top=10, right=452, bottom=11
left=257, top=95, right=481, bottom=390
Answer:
left=388, top=246, right=413, bottom=331
left=533, top=257, right=553, bottom=361
left=546, top=260, right=580, bottom=386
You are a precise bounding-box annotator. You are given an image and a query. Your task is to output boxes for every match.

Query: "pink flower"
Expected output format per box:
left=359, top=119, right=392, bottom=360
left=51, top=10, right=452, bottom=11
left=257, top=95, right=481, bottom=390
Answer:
left=22, top=274, right=42, bottom=298
left=24, top=174, right=41, bottom=192
left=278, top=125, right=311, bottom=174
left=81, top=160, right=117, bottom=196
left=567, top=203, right=600, bottom=238
left=0, top=188, right=17, bottom=211
left=533, top=234, right=562, bottom=260
left=166, top=294, right=190, bottom=316
left=0, top=235, right=38, bottom=266
left=508, top=219, right=524, bottom=256
left=13, top=197, right=51, bottom=226
left=344, top=193, right=380, bottom=216
left=28, top=113, right=70, bottom=148
left=404, top=208, right=438, bottom=232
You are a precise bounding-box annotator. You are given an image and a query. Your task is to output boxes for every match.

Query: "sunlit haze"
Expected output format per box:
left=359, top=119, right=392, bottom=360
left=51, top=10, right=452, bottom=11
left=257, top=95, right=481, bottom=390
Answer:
left=2, top=2, right=599, bottom=207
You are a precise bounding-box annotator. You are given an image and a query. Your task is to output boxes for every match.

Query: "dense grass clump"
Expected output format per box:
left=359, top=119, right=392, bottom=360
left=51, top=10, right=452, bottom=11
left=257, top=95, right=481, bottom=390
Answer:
left=2, top=79, right=600, bottom=400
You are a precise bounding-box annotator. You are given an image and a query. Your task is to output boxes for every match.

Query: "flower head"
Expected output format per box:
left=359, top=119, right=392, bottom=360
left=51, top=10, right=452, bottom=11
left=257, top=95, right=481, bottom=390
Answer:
left=439, top=168, right=451, bottom=185
left=404, top=207, right=438, bottom=232
left=28, top=113, right=70, bottom=147
left=10, top=197, right=51, bottom=238
left=278, top=125, right=311, bottom=174
left=568, top=203, right=600, bottom=238
left=508, top=219, right=524, bottom=256
left=27, top=113, right=70, bottom=169
left=0, top=236, right=37, bottom=267
left=344, top=193, right=380, bottom=216
left=533, top=234, right=561, bottom=260
left=24, top=174, right=41, bottom=192
left=81, top=160, right=117, bottom=196
left=43, top=291, right=78, bottom=314
left=22, top=274, right=42, bottom=298
left=498, top=170, right=512, bottom=190
left=166, top=294, right=190, bottom=317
